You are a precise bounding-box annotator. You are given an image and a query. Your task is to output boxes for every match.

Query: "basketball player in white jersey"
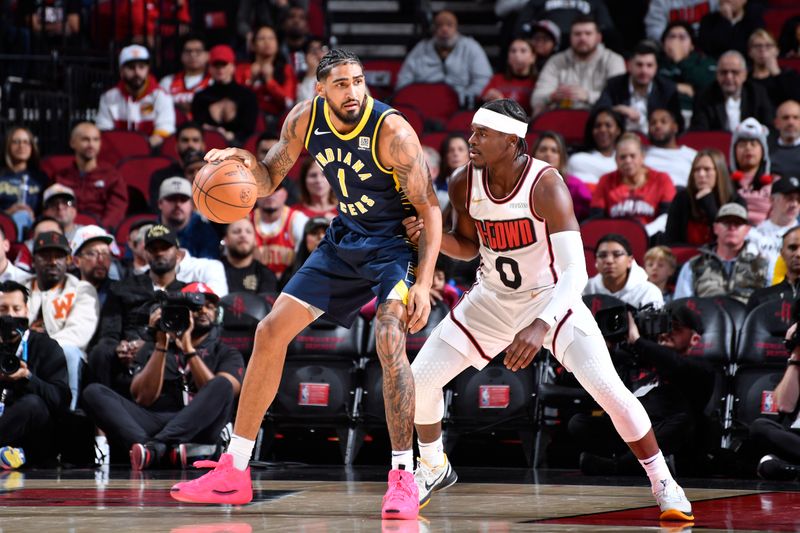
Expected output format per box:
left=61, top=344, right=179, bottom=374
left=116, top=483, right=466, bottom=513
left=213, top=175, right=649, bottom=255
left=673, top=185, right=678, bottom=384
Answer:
left=404, top=99, right=694, bottom=521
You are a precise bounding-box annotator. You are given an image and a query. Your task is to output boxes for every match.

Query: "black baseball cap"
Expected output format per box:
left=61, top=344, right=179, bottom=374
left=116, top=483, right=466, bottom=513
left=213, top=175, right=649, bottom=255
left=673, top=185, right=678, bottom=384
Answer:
left=668, top=302, right=704, bottom=334
left=144, top=224, right=179, bottom=249
left=34, top=231, right=71, bottom=255
left=771, top=176, right=800, bottom=196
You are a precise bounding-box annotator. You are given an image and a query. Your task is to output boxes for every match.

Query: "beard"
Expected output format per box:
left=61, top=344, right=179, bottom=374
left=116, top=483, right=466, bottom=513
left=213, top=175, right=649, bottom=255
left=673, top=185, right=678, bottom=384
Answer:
left=149, top=256, right=176, bottom=275
left=192, top=322, right=212, bottom=338
left=228, top=243, right=255, bottom=260
left=330, top=95, right=366, bottom=125
left=434, top=34, right=458, bottom=50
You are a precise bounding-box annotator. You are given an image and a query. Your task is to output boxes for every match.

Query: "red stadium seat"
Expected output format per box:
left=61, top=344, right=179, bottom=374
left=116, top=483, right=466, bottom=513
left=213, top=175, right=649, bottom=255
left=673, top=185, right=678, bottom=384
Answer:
left=117, top=156, right=174, bottom=202
left=678, top=130, right=732, bottom=155
left=445, top=110, right=476, bottom=135
left=580, top=218, right=649, bottom=265
left=584, top=246, right=597, bottom=277
left=0, top=212, right=17, bottom=243
left=40, top=154, right=75, bottom=179
left=363, top=59, right=403, bottom=101
left=115, top=213, right=158, bottom=254
left=764, top=8, right=800, bottom=42
left=391, top=83, right=460, bottom=129
left=99, top=130, right=150, bottom=165
left=525, top=131, right=540, bottom=149
left=530, top=109, right=589, bottom=147
left=778, top=57, right=800, bottom=73
left=393, top=104, right=424, bottom=135
left=670, top=245, right=701, bottom=266
left=420, top=132, right=449, bottom=151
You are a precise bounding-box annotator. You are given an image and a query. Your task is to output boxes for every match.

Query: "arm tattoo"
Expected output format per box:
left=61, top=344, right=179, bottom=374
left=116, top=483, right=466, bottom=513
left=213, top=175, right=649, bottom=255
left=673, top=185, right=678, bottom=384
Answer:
left=390, top=131, right=433, bottom=206
left=375, top=302, right=414, bottom=450
left=259, top=101, right=309, bottom=196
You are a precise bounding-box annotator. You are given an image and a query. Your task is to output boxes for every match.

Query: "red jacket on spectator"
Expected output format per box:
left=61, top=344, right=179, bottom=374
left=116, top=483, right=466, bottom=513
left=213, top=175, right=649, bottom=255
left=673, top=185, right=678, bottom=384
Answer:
left=53, top=163, right=129, bottom=230
left=590, top=168, right=676, bottom=227
left=235, top=63, right=297, bottom=116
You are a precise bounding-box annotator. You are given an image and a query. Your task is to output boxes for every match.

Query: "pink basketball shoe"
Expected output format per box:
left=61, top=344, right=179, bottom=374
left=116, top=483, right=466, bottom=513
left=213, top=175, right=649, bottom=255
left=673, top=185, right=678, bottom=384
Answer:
left=381, top=469, right=419, bottom=520
left=170, top=453, right=252, bottom=505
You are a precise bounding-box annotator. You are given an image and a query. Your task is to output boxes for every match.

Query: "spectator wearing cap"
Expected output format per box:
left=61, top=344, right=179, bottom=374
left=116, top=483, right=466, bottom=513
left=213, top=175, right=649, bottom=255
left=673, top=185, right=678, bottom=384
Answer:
left=192, top=45, right=258, bottom=146
left=159, top=35, right=212, bottom=120
left=690, top=50, right=773, bottom=132
left=70, top=225, right=116, bottom=306
left=96, top=44, right=176, bottom=148
left=148, top=122, right=206, bottom=210
left=52, top=123, right=129, bottom=231
left=158, top=177, right=220, bottom=259
left=252, top=180, right=308, bottom=279
left=644, top=108, right=697, bottom=187
left=750, top=176, right=800, bottom=277
left=41, top=183, right=82, bottom=242
left=529, top=20, right=560, bottom=72
left=531, top=14, right=625, bottom=114
left=86, top=224, right=186, bottom=398
left=27, top=231, right=99, bottom=410
left=729, top=117, right=773, bottom=226
left=396, top=10, right=493, bottom=108
left=595, top=41, right=684, bottom=135
left=17, top=216, right=63, bottom=273
left=278, top=216, right=329, bottom=290
left=222, top=218, right=277, bottom=294
left=570, top=299, right=713, bottom=476
left=747, top=226, right=800, bottom=312
left=82, top=281, right=244, bottom=470
left=674, top=202, right=769, bottom=304
left=583, top=233, right=664, bottom=309
left=770, top=100, right=800, bottom=181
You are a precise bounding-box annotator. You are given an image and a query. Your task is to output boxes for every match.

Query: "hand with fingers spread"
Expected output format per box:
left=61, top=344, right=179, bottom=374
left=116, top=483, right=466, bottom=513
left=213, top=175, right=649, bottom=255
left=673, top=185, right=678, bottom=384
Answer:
left=504, top=319, right=550, bottom=371
left=204, top=147, right=259, bottom=168
left=406, top=284, right=431, bottom=334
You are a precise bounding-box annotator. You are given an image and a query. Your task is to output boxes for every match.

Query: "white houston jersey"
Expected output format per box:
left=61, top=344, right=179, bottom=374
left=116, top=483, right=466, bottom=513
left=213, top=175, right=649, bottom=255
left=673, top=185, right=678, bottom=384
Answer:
left=467, top=155, right=559, bottom=294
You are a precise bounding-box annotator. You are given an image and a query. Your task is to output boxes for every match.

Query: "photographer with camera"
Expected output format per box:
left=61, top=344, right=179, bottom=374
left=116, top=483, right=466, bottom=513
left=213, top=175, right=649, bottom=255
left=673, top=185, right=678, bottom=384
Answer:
left=749, top=319, right=800, bottom=480
left=584, top=234, right=664, bottom=309
left=569, top=300, right=714, bottom=475
left=82, top=282, right=243, bottom=470
left=0, top=281, right=70, bottom=469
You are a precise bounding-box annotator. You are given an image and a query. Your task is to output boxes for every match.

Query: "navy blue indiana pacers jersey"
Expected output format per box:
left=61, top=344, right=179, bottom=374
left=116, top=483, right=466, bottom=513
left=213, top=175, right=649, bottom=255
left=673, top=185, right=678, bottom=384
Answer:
left=303, top=95, right=414, bottom=237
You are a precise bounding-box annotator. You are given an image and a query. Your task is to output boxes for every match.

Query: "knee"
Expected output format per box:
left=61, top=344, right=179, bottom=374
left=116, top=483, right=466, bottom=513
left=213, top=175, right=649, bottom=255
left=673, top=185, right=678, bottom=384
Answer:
left=81, top=383, right=110, bottom=409
left=14, top=393, right=48, bottom=412
left=202, top=376, right=234, bottom=398
left=374, top=318, right=406, bottom=361
left=749, top=417, right=775, bottom=438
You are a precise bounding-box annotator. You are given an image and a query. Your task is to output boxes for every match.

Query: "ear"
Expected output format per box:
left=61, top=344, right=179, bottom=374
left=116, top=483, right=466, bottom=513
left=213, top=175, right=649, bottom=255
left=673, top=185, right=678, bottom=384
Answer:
left=689, top=332, right=701, bottom=348
left=315, top=81, right=325, bottom=97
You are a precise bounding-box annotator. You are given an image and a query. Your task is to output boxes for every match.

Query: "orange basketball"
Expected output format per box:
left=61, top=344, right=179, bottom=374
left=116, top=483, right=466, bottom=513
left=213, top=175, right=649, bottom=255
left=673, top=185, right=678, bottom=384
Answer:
left=192, top=159, right=258, bottom=223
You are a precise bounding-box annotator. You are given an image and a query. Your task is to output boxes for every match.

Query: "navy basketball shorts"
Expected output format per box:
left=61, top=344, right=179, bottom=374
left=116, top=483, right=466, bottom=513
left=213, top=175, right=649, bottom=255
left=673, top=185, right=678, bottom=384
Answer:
left=282, top=223, right=417, bottom=327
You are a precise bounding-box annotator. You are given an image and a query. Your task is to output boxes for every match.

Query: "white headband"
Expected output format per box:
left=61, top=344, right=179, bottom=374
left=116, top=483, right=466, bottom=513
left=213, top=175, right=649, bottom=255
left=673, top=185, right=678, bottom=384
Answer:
left=472, top=108, right=528, bottom=138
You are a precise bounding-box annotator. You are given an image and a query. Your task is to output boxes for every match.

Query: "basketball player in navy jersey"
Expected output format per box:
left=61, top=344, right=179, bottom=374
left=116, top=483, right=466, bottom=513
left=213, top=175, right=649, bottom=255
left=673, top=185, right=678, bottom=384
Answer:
left=404, top=99, right=694, bottom=521
left=170, top=50, right=442, bottom=520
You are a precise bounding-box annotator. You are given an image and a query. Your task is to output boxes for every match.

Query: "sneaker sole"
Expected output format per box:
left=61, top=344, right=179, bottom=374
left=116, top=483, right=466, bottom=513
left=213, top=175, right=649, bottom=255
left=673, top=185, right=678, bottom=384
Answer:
left=170, top=488, right=253, bottom=505
left=418, top=470, right=458, bottom=508
left=381, top=508, right=419, bottom=520
left=659, top=509, right=695, bottom=521
left=130, top=444, right=146, bottom=471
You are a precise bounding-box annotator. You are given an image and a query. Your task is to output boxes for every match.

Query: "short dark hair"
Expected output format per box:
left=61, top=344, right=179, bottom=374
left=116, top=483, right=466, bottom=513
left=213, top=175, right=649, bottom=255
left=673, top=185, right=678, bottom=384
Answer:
left=596, top=234, right=632, bottom=255
left=480, top=99, right=529, bottom=157
left=571, top=14, right=598, bottom=30
left=632, top=39, right=660, bottom=59
left=0, top=280, right=29, bottom=303
left=316, top=49, right=363, bottom=81
left=661, top=20, right=696, bottom=47
left=583, top=106, right=625, bottom=150
left=648, top=107, right=678, bottom=124
left=176, top=121, right=203, bottom=138
left=31, top=216, right=64, bottom=237
left=180, top=33, right=206, bottom=51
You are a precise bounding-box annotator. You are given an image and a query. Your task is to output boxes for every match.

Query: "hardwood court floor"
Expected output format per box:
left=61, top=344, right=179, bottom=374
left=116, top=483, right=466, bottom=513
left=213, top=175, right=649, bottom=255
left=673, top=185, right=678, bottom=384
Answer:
left=1, top=466, right=798, bottom=532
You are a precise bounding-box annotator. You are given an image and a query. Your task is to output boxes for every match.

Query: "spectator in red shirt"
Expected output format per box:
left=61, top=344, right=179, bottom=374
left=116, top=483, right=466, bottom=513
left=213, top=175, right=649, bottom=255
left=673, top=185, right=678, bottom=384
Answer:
left=481, top=38, right=537, bottom=116
left=52, top=123, right=129, bottom=231
left=295, top=157, right=337, bottom=220
left=590, top=132, right=676, bottom=236
left=235, top=25, right=297, bottom=125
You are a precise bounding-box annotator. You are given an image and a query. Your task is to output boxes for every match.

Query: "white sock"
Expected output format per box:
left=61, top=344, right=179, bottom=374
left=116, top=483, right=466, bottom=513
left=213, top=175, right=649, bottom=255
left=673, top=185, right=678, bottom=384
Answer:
left=227, top=434, right=255, bottom=471
left=638, top=450, right=674, bottom=492
left=418, top=436, right=444, bottom=468
left=391, top=449, right=414, bottom=471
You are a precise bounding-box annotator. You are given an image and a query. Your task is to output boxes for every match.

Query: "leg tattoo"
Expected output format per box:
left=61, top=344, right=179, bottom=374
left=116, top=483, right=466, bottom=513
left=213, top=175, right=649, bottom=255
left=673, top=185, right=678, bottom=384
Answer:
left=376, top=301, right=414, bottom=451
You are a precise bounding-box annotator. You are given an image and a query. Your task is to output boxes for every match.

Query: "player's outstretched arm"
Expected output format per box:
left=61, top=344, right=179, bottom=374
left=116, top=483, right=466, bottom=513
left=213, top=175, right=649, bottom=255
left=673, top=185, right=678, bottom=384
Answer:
left=504, top=169, right=585, bottom=371
left=204, top=100, right=311, bottom=197
left=380, top=114, right=442, bottom=334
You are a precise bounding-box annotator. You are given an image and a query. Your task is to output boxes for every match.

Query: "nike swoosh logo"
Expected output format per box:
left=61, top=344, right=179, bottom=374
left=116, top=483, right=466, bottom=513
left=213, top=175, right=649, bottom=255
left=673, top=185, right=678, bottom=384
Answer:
left=424, top=480, right=436, bottom=491
left=314, top=128, right=331, bottom=135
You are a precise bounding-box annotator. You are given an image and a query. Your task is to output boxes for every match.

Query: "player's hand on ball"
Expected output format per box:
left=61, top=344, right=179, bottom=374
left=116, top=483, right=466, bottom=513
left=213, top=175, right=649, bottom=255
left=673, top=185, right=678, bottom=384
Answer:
left=205, top=148, right=257, bottom=168
left=402, top=216, right=423, bottom=245
left=406, top=284, right=431, bottom=334
left=504, top=319, right=549, bottom=371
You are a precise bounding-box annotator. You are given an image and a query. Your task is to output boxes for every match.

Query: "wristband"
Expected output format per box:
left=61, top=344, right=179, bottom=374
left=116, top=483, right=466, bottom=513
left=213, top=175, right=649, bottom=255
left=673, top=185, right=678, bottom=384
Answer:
left=183, top=351, right=197, bottom=360
left=154, top=346, right=167, bottom=353
left=789, top=360, right=800, bottom=367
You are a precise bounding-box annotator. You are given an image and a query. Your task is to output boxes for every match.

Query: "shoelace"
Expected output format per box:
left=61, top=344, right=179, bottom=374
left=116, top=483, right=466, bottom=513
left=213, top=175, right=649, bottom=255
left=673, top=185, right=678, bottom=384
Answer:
left=389, top=475, right=415, bottom=499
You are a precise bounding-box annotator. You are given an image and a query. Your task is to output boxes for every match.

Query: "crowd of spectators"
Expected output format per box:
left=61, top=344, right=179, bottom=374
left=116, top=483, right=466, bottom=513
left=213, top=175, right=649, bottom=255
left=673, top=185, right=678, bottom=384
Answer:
left=2, top=0, right=800, bottom=480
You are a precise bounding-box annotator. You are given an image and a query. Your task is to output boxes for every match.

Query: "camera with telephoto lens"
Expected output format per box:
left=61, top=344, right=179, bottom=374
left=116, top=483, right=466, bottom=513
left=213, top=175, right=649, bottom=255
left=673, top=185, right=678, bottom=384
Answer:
left=0, top=316, right=29, bottom=375
left=784, top=299, right=800, bottom=352
left=155, top=291, right=205, bottom=335
left=594, top=303, right=672, bottom=344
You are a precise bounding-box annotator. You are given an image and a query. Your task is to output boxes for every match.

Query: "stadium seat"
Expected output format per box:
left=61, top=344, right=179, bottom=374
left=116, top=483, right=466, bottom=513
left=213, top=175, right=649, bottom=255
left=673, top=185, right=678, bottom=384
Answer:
left=764, top=8, right=798, bottom=43
left=393, top=104, right=424, bottom=135
left=420, top=131, right=449, bottom=152
left=584, top=246, right=597, bottom=277
left=0, top=212, right=17, bottom=243
left=115, top=213, right=158, bottom=254
left=678, top=131, right=732, bottom=155
left=219, top=292, right=271, bottom=362
left=99, top=130, right=151, bottom=165
left=713, top=296, right=747, bottom=340
left=580, top=218, right=649, bottom=265
left=732, top=299, right=794, bottom=430
left=117, top=155, right=174, bottom=202
left=445, top=110, right=476, bottom=135
left=74, top=213, right=99, bottom=226
left=391, top=83, right=460, bottom=129
left=670, top=245, right=701, bottom=267
left=40, top=154, right=75, bottom=179
left=530, top=109, right=589, bottom=147
left=363, top=59, right=403, bottom=101
left=778, top=57, right=800, bottom=73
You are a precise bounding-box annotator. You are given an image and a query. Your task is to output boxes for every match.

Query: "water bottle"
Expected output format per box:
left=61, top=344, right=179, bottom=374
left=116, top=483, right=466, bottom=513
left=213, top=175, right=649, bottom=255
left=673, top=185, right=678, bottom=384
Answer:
left=19, top=173, right=29, bottom=208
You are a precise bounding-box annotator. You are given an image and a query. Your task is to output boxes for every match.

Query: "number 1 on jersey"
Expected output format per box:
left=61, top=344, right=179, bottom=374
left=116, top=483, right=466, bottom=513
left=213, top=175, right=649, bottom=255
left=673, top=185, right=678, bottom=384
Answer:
left=337, top=168, right=349, bottom=198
